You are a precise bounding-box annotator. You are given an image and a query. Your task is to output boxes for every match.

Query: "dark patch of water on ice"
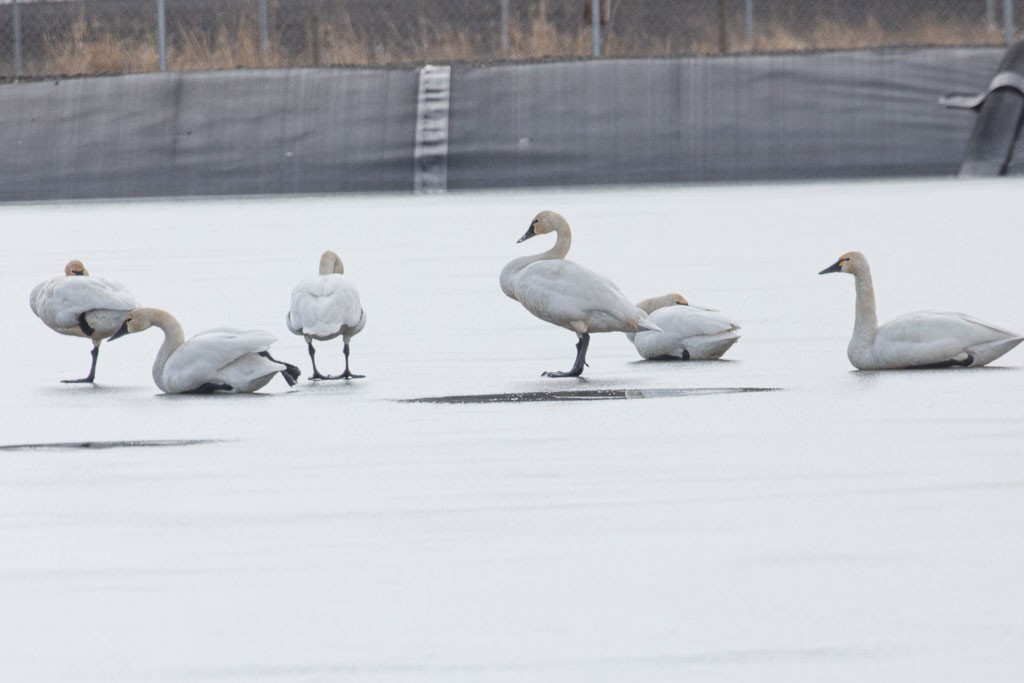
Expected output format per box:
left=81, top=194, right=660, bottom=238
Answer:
left=403, top=387, right=780, bottom=404
left=0, top=439, right=226, bottom=451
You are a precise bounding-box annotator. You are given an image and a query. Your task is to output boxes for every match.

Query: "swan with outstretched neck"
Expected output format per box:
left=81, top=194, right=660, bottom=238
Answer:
left=628, top=293, right=741, bottom=360
left=30, top=259, right=138, bottom=383
left=110, top=307, right=300, bottom=394
left=286, top=250, right=366, bottom=380
left=500, top=210, right=659, bottom=377
left=819, top=251, right=1023, bottom=369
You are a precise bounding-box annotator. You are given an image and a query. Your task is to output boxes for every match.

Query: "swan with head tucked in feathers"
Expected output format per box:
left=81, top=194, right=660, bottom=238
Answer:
left=819, top=251, right=1023, bottom=369
left=109, top=308, right=300, bottom=394
left=286, top=250, right=366, bottom=380
left=627, top=293, right=741, bottom=360
left=500, top=210, right=660, bottom=377
left=30, top=259, right=139, bottom=383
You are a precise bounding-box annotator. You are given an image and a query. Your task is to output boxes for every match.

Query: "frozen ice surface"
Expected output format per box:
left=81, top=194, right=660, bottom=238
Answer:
left=1, top=178, right=1023, bottom=682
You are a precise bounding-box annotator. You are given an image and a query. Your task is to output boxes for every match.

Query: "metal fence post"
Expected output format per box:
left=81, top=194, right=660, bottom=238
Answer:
left=590, top=0, right=601, bottom=57
left=259, top=0, right=269, bottom=61
left=744, top=0, right=754, bottom=49
left=1005, top=0, right=1015, bottom=45
left=157, top=0, right=167, bottom=71
left=12, top=0, right=22, bottom=80
left=500, top=0, right=510, bottom=54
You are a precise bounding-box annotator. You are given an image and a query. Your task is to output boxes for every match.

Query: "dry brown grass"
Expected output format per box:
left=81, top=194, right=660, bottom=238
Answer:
left=508, top=0, right=591, bottom=59
left=31, top=9, right=1001, bottom=78
left=43, top=16, right=158, bottom=75
left=755, top=14, right=1000, bottom=53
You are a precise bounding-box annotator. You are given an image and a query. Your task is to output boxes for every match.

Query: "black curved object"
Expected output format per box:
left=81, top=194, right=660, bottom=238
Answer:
left=943, top=41, right=1024, bottom=177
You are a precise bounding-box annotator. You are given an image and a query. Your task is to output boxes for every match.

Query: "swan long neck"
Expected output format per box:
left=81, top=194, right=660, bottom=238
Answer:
left=635, top=294, right=678, bottom=314
left=547, top=222, right=572, bottom=260
left=141, top=308, right=186, bottom=392
left=319, top=251, right=344, bottom=275
left=499, top=222, right=573, bottom=299
left=850, top=264, right=878, bottom=344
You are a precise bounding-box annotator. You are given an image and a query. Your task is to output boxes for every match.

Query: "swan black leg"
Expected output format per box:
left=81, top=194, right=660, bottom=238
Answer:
left=336, top=342, right=364, bottom=379
left=185, top=383, right=233, bottom=394
left=543, top=333, right=590, bottom=378
left=307, top=341, right=329, bottom=380
left=260, top=351, right=301, bottom=386
left=62, top=344, right=99, bottom=384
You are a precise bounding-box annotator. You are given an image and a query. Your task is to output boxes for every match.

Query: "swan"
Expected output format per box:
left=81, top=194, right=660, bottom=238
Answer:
left=500, top=210, right=659, bottom=377
left=109, top=308, right=301, bottom=394
left=819, top=251, right=1023, bottom=369
left=285, top=250, right=366, bottom=380
left=29, top=259, right=139, bottom=383
left=627, top=293, right=741, bottom=360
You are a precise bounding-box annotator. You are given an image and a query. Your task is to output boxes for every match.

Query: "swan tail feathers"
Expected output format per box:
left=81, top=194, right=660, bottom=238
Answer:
left=638, top=318, right=662, bottom=332
left=966, top=335, right=1024, bottom=366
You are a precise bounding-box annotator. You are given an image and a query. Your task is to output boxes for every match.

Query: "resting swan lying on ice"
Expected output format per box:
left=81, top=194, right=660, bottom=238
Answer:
left=627, top=293, right=741, bottom=360
left=819, top=251, right=1023, bottom=370
left=110, top=308, right=300, bottom=394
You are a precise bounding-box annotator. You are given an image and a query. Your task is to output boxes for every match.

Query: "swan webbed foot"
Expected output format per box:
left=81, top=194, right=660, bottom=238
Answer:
left=541, top=332, right=590, bottom=378
left=310, top=371, right=331, bottom=381
left=335, top=371, right=365, bottom=380
left=338, top=343, right=362, bottom=380
left=541, top=368, right=584, bottom=378
left=62, top=346, right=99, bottom=384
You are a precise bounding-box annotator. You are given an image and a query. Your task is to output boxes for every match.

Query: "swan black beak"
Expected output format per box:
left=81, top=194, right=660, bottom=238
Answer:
left=819, top=260, right=843, bottom=275
left=517, top=225, right=537, bottom=243
left=108, top=320, right=130, bottom=341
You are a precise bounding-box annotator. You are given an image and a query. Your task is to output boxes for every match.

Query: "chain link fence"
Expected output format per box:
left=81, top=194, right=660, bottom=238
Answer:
left=1, top=0, right=1020, bottom=80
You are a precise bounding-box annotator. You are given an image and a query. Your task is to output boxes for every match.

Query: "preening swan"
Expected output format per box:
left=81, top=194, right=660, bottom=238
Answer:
left=29, top=260, right=139, bottom=383
left=109, top=308, right=300, bottom=394
left=500, top=210, right=659, bottom=377
left=819, top=251, right=1023, bottom=369
left=286, top=250, right=366, bottom=380
left=628, top=293, right=741, bottom=360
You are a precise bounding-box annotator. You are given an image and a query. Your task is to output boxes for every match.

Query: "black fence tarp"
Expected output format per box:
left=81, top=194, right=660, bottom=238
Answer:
left=0, top=68, right=419, bottom=201
left=0, top=47, right=1006, bottom=202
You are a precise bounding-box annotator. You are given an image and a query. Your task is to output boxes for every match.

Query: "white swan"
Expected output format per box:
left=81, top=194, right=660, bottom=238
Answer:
left=500, top=210, right=659, bottom=377
left=29, top=259, right=139, bottom=383
left=109, top=308, right=300, bottom=394
left=819, top=251, right=1023, bottom=369
left=628, top=293, right=741, bottom=360
left=285, top=250, right=366, bottom=380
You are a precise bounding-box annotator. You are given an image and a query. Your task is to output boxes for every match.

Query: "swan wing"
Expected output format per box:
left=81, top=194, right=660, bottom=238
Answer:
left=873, top=311, right=1020, bottom=367
left=649, top=305, right=740, bottom=337
left=163, top=328, right=277, bottom=393
left=288, top=274, right=362, bottom=337
left=513, top=260, right=648, bottom=332
left=30, top=276, right=138, bottom=329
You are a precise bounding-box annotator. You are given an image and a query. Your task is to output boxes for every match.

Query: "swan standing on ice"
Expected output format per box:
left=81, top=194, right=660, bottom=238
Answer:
left=29, top=259, right=139, bottom=383
left=286, top=250, right=366, bottom=380
left=628, top=293, right=741, bottom=360
left=819, top=251, right=1023, bottom=369
left=109, top=308, right=300, bottom=394
left=500, top=210, right=659, bottom=377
